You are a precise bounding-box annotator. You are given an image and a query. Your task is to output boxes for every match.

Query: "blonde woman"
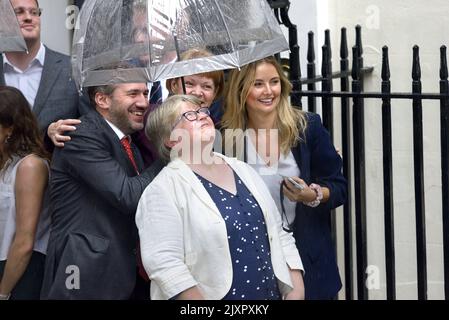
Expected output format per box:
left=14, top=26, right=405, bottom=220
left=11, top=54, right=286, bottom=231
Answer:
left=221, top=57, right=347, bottom=299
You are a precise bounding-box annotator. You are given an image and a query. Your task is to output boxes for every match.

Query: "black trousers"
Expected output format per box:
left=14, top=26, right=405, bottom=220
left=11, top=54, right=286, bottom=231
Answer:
left=0, top=251, right=45, bottom=300
left=129, top=268, right=151, bottom=300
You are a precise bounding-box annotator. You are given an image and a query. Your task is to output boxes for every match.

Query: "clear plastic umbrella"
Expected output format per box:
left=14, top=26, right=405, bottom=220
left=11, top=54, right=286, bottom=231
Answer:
left=72, top=0, right=288, bottom=89
left=0, top=0, right=27, bottom=52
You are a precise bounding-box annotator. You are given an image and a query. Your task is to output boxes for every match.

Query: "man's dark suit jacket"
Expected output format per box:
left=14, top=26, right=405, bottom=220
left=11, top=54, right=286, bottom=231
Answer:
left=40, top=110, right=163, bottom=300
left=0, top=46, right=90, bottom=135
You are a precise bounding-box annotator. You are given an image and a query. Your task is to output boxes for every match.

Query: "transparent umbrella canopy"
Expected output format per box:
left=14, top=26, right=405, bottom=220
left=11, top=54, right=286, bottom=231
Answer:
left=0, top=0, right=27, bottom=53
left=72, top=0, right=288, bottom=89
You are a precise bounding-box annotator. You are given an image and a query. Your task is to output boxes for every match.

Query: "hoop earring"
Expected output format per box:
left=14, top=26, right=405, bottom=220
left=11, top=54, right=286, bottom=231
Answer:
left=4, top=135, right=11, bottom=145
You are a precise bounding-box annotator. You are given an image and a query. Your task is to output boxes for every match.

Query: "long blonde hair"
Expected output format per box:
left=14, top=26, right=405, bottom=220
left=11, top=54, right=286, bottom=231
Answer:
left=221, top=57, right=307, bottom=156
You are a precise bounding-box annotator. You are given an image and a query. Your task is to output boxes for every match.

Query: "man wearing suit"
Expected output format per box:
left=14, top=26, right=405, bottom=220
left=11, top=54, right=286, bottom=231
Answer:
left=40, top=82, right=164, bottom=299
left=0, top=0, right=89, bottom=149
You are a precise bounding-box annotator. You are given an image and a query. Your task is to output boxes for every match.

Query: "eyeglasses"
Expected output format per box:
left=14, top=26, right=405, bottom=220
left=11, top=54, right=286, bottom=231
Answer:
left=172, top=107, right=210, bottom=129
left=14, top=7, right=42, bottom=17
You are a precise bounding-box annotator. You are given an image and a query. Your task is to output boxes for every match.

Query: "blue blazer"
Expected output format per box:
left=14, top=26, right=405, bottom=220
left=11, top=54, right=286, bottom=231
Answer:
left=239, top=112, right=347, bottom=299
left=290, top=112, right=347, bottom=299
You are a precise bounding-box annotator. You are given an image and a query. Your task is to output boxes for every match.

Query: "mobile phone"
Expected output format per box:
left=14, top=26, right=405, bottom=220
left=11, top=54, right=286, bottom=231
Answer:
left=281, top=175, right=304, bottom=190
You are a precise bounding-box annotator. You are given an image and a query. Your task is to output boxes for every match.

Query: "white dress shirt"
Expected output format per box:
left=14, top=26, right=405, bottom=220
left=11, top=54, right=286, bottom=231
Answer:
left=104, top=118, right=126, bottom=140
left=246, top=137, right=301, bottom=230
left=2, top=43, right=46, bottom=108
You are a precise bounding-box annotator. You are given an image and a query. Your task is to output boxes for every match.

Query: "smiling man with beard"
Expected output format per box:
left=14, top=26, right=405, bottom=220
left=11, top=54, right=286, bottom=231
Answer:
left=40, top=83, right=164, bottom=300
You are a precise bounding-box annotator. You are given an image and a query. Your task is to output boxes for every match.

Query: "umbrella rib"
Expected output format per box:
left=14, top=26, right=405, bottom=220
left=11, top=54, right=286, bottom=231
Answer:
left=191, top=0, right=205, bottom=40
left=211, top=0, right=236, bottom=56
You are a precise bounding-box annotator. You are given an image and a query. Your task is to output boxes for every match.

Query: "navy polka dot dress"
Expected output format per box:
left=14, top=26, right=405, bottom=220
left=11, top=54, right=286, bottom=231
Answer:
left=195, top=171, right=281, bottom=300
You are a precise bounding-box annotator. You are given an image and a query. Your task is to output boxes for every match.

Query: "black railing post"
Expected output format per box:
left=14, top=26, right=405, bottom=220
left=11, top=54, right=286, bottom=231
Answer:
left=412, top=45, right=428, bottom=300
left=322, top=31, right=338, bottom=298
left=340, top=27, right=353, bottom=300
left=278, top=5, right=301, bottom=108
left=355, top=25, right=364, bottom=89
left=440, top=45, right=449, bottom=300
left=307, top=31, right=317, bottom=113
left=381, top=46, right=396, bottom=300
left=325, top=29, right=333, bottom=78
left=352, top=46, right=368, bottom=300
left=322, top=31, right=334, bottom=137
left=354, top=27, right=367, bottom=300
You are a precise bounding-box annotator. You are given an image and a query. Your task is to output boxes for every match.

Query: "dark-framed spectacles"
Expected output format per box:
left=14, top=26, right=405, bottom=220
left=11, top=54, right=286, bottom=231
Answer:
left=172, top=107, right=210, bottom=129
left=14, top=7, right=42, bottom=17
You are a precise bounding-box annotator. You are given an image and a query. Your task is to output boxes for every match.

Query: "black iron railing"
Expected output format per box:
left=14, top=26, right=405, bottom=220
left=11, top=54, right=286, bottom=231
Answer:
left=271, top=0, right=449, bottom=300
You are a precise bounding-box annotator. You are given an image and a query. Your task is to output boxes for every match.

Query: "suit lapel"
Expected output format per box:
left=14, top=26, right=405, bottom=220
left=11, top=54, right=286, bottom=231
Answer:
left=91, top=111, right=136, bottom=176
left=131, top=142, right=145, bottom=172
left=33, top=47, right=62, bottom=116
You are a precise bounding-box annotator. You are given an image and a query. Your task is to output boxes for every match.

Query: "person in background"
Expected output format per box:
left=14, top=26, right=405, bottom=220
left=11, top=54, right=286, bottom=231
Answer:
left=136, top=94, right=304, bottom=300
left=164, top=48, right=225, bottom=126
left=0, top=86, right=51, bottom=300
left=1, top=0, right=90, bottom=152
left=221, top=57, right=347, bottom=299
left=133, top=48, right=225, bottom=167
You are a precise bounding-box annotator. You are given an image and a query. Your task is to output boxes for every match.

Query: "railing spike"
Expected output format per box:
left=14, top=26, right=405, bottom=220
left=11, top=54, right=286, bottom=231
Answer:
left=412, top=45, right=421, bottom=81
left=307, top=31, right=315, bottom=63
left=440, top=45, right=448, bottom=80
left=322, top=45, right=329, bottom=78
left=352, top=46, right=360, bottom=80
left=325, top=29, right=332, bottom=58
left=340, top=27, right=348, bottom=59
left=382, top=46, right=390, bottom=81
left=355, top=25, right=363, bottom=57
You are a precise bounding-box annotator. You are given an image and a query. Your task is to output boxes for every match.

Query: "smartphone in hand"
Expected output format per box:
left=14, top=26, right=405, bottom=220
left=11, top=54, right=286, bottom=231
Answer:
left=281, top=176, right=304, bottom=190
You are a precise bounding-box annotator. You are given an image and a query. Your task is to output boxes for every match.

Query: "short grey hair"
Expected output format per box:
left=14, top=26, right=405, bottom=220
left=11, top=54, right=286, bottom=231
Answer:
left=145, top=94, right=202, bottom=162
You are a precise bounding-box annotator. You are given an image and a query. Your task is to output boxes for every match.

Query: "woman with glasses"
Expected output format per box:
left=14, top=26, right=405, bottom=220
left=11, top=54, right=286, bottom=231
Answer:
left=133, top=48, right=225, bottom=167
left=221, top=57, right=347, bottom=300
left=136, top=94, right=304, bottom=300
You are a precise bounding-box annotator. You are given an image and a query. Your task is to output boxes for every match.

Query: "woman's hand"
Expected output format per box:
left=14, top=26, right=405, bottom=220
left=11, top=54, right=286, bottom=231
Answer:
left=47, top=119, right=81, bottom=147
left=282, top=177, right=316, bottom=203
left=284, top=269, right=305, bottom=300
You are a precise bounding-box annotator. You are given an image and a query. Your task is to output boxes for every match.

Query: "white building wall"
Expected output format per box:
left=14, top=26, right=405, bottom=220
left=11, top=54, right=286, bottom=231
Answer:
left=39, top=0, right=73, bottom=55
left=325, top=0, right=447, bottom=300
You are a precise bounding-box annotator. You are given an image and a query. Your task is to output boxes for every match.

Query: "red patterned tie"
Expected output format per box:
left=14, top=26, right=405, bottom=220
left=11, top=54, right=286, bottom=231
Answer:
left=121, top=137, right=148, bottom=281
left=120, top=137, right=139, bottom=175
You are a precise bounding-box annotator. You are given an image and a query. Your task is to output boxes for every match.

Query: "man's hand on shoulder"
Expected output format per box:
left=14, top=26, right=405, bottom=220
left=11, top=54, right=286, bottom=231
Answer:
left=47, top=119, right=81, bottom=147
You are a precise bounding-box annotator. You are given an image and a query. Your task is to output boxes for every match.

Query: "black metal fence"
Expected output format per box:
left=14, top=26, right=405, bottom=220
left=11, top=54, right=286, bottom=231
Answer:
left=271, top=0, right=449, bottom=300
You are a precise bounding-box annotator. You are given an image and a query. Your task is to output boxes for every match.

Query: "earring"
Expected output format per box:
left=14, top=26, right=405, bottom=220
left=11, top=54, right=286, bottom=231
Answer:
left=5, top=135, right=11, bottom=145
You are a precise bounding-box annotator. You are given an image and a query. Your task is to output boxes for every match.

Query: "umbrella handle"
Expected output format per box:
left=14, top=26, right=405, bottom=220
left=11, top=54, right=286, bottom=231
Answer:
left=172, top=33, right=187, bottom=94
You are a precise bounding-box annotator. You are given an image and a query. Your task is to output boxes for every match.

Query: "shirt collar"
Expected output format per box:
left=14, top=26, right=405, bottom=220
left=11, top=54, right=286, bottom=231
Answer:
left=35, top=43, right=46, bottom=66
left=2, top=43, right=46, bottom=70
left=104, top=118, right=127, bottom=141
